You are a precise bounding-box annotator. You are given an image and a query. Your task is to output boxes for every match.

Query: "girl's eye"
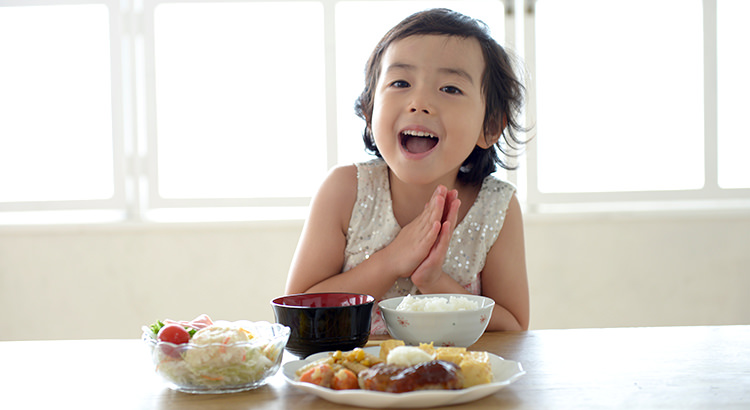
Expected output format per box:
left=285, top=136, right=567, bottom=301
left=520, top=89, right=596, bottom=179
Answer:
left=391, top=80, right=410, bottom=88
left=441, top=86, right=463, bottom=95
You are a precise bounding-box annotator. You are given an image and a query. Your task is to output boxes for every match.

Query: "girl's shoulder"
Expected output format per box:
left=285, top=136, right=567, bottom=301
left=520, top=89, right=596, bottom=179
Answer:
left=353, top=157, right=387, bottom=174
left=349, top=158, right=389, bottom=191
left=481, top=174, right=517, bottom=196
left=314, top=159, right=385, bottom=220
left=312, top=164, right=358, bottom=223
left=326, top=162, right=358, bottom=182
left=473, top=174, right=517, bottom=214
left=324, top=158, right=386, bottom=188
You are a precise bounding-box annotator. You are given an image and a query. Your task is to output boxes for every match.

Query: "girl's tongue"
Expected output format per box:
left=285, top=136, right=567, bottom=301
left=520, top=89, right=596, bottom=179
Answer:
left=402, top=134, right=438, bottom=154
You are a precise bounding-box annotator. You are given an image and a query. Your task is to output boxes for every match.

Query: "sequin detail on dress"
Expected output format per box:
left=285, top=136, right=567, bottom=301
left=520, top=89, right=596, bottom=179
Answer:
left=343, top=158, right=515, bottom=334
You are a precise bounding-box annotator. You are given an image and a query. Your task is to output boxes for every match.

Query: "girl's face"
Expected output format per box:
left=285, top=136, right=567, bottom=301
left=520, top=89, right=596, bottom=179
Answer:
left=371, top=34, right=490, bottom=188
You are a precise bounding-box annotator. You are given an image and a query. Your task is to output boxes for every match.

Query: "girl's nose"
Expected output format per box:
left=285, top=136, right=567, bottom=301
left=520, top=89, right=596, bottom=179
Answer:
left=408, top=86, right=433, bottom=114
left=408, top=96, right=432, bottom=114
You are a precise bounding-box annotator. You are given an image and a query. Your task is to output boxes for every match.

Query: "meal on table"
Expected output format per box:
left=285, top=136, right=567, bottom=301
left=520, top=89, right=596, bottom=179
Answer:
left=295, top=339, right=493, bottom=392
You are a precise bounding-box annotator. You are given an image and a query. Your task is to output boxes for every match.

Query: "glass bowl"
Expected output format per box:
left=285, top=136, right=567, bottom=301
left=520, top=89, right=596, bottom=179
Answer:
left=271, top=292, right=374, bottom=358
left=142, top=320, right=290, bottom=394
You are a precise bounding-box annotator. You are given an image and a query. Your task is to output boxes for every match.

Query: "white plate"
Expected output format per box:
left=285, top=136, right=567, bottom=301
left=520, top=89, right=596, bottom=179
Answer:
left=281, top=346, right=525, bottom=408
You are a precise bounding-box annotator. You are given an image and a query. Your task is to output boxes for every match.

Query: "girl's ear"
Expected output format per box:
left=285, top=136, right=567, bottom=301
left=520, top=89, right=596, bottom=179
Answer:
left=476, top=115, right=507, bottom=148
left=476, top=133, right=500, bottom=149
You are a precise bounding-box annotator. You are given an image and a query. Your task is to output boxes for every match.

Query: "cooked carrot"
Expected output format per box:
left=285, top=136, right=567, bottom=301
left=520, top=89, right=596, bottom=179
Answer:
left=331, top=368, right=358, bottom=390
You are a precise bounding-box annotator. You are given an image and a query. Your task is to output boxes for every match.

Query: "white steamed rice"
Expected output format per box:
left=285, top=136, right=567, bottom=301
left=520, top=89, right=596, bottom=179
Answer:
left=395, top=294, right=479, bottom=312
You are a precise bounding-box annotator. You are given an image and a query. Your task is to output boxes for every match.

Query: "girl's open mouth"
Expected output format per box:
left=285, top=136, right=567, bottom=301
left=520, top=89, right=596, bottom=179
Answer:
left=400, top=130, right=439, bottom=154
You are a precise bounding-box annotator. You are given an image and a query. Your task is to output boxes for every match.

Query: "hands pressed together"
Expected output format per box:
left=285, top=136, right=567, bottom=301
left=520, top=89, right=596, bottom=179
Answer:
left=386, top=185, right=461, bottom=292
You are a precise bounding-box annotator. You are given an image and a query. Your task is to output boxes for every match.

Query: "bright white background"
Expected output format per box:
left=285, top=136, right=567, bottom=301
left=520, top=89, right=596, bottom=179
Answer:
left=0, top=0, right=748, bottom=341
left=1, top=0, right=747, bottom=219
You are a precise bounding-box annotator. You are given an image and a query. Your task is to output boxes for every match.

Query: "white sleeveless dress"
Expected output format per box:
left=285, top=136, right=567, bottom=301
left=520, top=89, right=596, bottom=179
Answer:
left=342, top=158, right=516, bottom=334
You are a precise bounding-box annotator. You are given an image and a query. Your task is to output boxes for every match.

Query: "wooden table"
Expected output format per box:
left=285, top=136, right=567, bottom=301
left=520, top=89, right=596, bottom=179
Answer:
left=1, top=326, right=748, bottom=409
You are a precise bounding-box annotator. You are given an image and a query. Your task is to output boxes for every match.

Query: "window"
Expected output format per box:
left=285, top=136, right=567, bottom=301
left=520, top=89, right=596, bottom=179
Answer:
left=0, top=0, right=506, bottom=223
left=717, top=0, right=750, bottom=189
left=148, top=2, right=327, bottom=202
left=526, top=0, right=750, bottom=212
left=0, top=0, right=747, bottom=225
left=534, top=0, right=703, bottom=193
left=0, top=3, right=121, bottom=207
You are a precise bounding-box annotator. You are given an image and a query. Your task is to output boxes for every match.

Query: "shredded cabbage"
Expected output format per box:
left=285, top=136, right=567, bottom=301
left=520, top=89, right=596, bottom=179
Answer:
left=155, top=343, right=276, bottom=388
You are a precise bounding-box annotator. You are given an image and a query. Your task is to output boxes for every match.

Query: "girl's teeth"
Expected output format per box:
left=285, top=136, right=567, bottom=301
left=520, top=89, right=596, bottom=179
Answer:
left=401, top=130, right=439, bottom=153
left=403, top=130, right=436, bottom=138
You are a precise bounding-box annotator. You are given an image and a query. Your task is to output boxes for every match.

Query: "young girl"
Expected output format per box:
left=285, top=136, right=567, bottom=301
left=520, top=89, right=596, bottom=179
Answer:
left=285, top=8, right=530, bottom=333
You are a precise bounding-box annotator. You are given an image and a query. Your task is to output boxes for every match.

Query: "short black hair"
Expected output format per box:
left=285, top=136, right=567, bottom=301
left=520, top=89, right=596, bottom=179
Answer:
left=354, top=8, right=529, bottom=185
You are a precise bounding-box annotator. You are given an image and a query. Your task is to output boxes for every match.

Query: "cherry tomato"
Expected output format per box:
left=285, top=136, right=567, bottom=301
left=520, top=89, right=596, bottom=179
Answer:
left=157, top=324, right=190, bottom=358
left=157, top=324, right=191, bottom=344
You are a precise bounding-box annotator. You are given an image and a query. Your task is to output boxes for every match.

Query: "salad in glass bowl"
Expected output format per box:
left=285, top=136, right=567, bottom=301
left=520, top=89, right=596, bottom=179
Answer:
left=142, top=314, right=290, bottom=394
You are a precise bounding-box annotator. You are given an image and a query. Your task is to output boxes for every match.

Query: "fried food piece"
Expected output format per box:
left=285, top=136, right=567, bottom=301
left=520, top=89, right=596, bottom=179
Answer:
left=418, top=342, right=435, bottom=355
left=298, top=363, right=335, bottom=387
left=459, top=351, right=493, bottom=387
left=295, top=356, right=334, bottom=377
left=434, top=347, right=467, bottom=365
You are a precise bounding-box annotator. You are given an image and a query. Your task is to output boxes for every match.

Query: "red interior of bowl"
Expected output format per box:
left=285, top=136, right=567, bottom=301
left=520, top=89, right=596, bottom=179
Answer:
left=272, top=293, right=374, bottom=308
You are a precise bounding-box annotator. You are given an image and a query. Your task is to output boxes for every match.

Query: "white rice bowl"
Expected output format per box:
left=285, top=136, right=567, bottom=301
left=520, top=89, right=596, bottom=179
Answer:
left=379, top=294, right=494, bottom=347
left=396, top=294, right=480, bottom=312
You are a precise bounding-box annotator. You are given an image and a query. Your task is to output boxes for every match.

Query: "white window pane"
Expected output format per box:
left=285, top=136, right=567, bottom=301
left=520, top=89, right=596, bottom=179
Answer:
left=153, top=2, right=326, bottom=199
left=535, top=0, right=704, bottom=193
left=335, top=1, right=505, bottom=166
left=717, top=0, right=750, bottom=189
left=0, top=4, right=114, bottom=202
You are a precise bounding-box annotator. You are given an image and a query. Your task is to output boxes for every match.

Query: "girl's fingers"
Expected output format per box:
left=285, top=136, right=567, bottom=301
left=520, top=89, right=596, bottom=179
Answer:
left=442, top=189, right=459, bottom=225
left=425, top=186, right=444, bottom=209
left=421, top=185, right=447, bottom=225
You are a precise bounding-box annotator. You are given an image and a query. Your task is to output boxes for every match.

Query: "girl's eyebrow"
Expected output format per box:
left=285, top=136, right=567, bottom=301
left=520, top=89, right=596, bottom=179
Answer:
left=385, top=62, right=475, bottom=85
left=440, top=67, right=475, bottom=85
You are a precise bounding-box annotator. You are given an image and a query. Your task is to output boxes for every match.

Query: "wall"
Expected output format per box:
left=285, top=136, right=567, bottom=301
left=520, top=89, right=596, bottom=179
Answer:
left=0, top=221, right=300, bottom=340
left=1, top=212, right=748, bottom=341
left=525, top=212, right=750, bottom=329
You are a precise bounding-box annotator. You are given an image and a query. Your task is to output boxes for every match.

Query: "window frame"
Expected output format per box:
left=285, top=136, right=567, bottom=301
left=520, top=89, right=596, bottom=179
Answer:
left=1, top=0, right=748, bottom=225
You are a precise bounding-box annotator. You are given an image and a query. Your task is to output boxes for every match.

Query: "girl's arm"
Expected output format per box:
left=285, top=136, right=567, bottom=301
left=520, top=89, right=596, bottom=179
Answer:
left=479, top=194, right=530, bottom=331
left=412, top=194, right=530, bottom=331
left=285, top=165, right=403, bottom=298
